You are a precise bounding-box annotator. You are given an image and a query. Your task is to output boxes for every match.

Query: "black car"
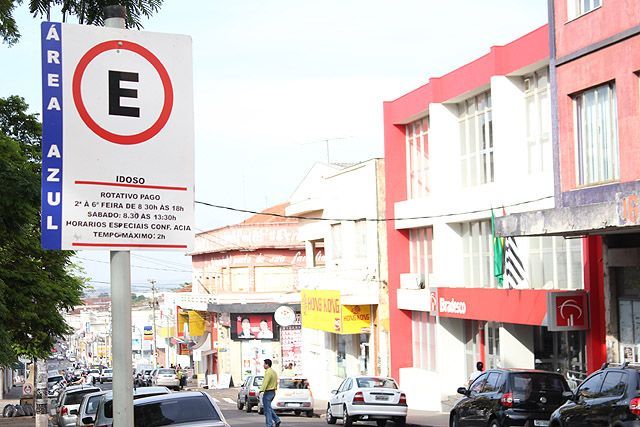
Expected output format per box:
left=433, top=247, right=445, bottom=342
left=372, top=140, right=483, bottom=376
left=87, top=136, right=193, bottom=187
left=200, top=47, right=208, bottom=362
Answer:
left=550, top=362, right=640, bottom=427
left=450, top=369, right=570, bottom=427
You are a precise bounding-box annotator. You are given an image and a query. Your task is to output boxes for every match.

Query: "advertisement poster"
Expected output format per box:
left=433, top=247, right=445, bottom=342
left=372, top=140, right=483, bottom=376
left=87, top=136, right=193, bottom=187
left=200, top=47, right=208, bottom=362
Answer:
left=241, top=340, right=272, bottom=379
left=231, top=314, right=278, bottom=341
left=280, top=324, right=302, bottom=375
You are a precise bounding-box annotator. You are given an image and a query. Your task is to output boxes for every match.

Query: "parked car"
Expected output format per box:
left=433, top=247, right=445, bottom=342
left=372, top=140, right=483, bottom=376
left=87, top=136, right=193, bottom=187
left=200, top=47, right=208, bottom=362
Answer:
left=237, top=375, right=263, bottom=413
left=52, top=384, right=101, bottom=427
left=549, top=362, right=640, bottom=427
left=99, top=368, right=113, bottom=384
left=142, top=369, right=154, bottom=386
left=92, top=386, right=171, bottom=427
left=87, top=368, right=101, bottom=385
left=450, top=369, right=570, bottom=427
left=152, top=368, right=180, bottom=390
left=132, top=391, right=230, bottom=427
left=257, top=377, right=314, bottom=418
left=75, top=390, right=108, bottom=427
left=326, top=376, right=406, bottom=426
left=48, top=374, right=65, bottom=397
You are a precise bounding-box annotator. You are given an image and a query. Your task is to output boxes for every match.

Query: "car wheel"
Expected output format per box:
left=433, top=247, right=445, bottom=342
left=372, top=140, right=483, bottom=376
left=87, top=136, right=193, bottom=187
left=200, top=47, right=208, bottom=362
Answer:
left=377, top=420, right=386, bottom=427
left=246, top=403, right=252, bottom=413
left=237, top=399, right=244, bottom=410
left=450, top=412, right=460, bottom=427
left=295, top=410, right=301, bottom=416
left=343, top=405, right=353, bottom=427
left=326, top=404, right=337, bottom=424
left=307, top=410, right=314, bottom=418
left=393, top=416, right=406, bottom=426
left=488, top=419, right=500, bottom=427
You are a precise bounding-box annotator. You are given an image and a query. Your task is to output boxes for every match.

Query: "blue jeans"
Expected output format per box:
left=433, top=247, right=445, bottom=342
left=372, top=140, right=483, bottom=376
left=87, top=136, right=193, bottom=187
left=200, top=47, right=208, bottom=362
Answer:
left=263, top=390, right=281, bottom=427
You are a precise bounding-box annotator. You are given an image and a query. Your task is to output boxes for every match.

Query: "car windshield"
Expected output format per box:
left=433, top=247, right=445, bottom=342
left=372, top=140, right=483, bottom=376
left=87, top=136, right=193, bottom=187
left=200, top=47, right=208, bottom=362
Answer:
left=253, top=377, right=264, bottom=386
left=64, top=390, right=98, bottom=405
left=356, top=377, right=398, bottom=389
left=133, top=396, right=221, bottom=427
left=158, top=369, right=175, bottom=375
left=104, top=369, right=112, bottom=374
left=279, top=378, right=309, bottom=389
left=510, top=373, right=568, bottom=402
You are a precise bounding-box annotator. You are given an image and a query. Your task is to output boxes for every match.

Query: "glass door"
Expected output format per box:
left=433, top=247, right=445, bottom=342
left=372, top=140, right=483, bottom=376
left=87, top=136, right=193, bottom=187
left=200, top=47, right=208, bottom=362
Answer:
left=485, top=322, right=501, bottom=368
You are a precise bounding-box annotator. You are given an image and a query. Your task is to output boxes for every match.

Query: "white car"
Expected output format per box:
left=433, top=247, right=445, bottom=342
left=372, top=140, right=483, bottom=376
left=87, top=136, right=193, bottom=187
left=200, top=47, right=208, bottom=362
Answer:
left=326, top=376, right=407, bottom=427
left=99, top=368, right=113, bottom=384
left=257, top=377, right=313, bottom=417
left=151, top=368, right=180, bottom=390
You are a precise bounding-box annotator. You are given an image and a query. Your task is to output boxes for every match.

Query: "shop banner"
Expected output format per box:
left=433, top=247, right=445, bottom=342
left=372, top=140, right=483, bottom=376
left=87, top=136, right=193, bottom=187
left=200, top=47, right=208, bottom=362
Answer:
left=143, top=325, right=153, bottom=340
left=188, top=310, right=206, bottom=336
left=230, top=313, right=278, bottom=341
left=301, top=289, right=371, bottom=334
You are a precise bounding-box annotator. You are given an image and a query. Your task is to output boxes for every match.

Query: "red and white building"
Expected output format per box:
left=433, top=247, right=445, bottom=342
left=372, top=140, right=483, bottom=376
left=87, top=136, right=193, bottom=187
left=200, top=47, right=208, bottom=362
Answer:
left=499, top=0, right=640, bottom=368
left=384, top=24, right=601, bottom=410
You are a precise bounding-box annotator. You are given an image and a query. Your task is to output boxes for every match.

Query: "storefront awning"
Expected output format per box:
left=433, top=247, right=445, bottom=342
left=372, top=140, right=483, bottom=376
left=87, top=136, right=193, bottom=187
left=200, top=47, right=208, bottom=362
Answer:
left=192, top=333, right=213, bottom=360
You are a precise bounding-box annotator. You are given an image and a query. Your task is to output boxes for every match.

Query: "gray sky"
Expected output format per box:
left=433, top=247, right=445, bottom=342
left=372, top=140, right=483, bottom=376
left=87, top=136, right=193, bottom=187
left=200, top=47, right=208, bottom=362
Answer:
left=0, top=0, right=548, bottom=291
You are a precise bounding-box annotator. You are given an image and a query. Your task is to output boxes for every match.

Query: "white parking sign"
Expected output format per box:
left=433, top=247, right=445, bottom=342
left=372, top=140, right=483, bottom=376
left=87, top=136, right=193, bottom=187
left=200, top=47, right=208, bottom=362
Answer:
left=41, top=22, right=194, bottom=251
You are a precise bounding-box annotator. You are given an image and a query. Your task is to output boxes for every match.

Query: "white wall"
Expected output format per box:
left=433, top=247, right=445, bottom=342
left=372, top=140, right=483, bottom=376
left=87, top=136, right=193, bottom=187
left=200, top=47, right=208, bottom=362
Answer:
left=500, top=324, right=534, bottom=369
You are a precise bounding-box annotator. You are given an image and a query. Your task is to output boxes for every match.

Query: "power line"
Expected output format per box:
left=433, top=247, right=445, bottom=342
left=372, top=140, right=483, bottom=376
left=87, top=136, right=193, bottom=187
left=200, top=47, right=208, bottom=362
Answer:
left=195, top=195, right=554, bottom=223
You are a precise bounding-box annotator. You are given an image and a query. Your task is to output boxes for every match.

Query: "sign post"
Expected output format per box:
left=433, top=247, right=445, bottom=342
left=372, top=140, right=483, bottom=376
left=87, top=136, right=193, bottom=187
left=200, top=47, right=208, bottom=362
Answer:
left=40, top=5, right=194, bottom=426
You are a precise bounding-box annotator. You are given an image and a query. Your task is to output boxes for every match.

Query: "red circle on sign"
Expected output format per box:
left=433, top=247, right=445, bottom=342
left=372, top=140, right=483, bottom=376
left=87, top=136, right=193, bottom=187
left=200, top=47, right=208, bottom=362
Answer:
left=72, top=40, right=174, bottom=145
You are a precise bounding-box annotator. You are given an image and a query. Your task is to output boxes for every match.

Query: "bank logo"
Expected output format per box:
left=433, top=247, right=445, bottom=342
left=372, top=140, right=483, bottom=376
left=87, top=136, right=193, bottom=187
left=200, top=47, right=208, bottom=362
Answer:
left=559, top=298, right=583, bottom=327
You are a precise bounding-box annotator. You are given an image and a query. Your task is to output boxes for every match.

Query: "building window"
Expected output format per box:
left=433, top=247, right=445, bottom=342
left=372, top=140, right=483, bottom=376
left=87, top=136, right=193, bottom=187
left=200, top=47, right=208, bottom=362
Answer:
left=528, top=236, right=583, bottom=289
left=409, top=227, right=433, bottom=286
left=574, top=82, right=619, bottom=186
left=412, top=311, right=436, bottom=371
left=331, top=223, right=342, bottom=260
left=525, top=68, right=551, bottom=174
left=354, top=220, right=367, bottom=259
left=405, top=117, right=430, bottom=199
left=459, top=92, right=493, bottom=187
left=568, top=0, right=601, bottom=19
left=461, top=220, right=495, bottom=288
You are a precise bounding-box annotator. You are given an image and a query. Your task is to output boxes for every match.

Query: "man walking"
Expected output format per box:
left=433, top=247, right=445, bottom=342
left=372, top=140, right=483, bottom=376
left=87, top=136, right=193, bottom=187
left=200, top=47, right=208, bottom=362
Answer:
left=260, top=359, right=281, bottom=427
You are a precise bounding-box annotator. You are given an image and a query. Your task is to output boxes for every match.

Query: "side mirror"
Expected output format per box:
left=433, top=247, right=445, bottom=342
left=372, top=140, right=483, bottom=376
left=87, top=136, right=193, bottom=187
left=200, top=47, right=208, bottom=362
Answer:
left=82, top=416, right=94, bottom=424
left=330, top=390, right=338, bottom=395
left=562, top=390, right=575, bottom=400
left=457, top=387, right=469, bottom=396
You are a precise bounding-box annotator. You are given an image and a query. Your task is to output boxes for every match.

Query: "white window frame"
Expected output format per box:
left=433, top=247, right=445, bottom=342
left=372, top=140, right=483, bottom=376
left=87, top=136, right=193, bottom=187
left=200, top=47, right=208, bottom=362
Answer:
left=574, top=82, right=619, bottom=186
left=524, top=68, right=551, bottom=174
left=412, top=311, right=436, bottom=371
left=568, top=0, right=602, bottom=20
left=409, top=227, right=433, bottom=286
left=461, top=220, right=495, bottom=288
left=528, top=236, right=584, bottom=290
left=459, top=92, right=493, bottom=187
left=405, top=117, right=430, bottom=199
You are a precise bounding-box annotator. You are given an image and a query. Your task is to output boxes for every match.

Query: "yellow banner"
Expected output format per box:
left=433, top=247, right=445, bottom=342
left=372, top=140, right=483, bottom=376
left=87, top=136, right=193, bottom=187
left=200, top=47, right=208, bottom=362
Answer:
left=301, top=289, right=371, bottom=334
left=189, top=310, right=206, bottom=336
left=341, top=304, right=372, bottom=334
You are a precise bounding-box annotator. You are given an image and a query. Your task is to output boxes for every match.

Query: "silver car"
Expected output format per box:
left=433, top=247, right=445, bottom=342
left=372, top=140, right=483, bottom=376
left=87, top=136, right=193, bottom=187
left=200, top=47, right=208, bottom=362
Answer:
left=75, top=390, right=107, bottom=427
left=53, top=385, right=101, bottom=427
left=152, top=368, right=180, bottom=390
left=93, top=386, right=171, bottom=427
left=133, top=391, right=230, bottom=427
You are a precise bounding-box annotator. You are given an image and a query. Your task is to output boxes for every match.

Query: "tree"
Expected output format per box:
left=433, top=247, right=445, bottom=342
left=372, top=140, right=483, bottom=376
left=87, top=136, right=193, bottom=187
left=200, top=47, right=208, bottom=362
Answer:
left=0, top=95, right=85, bottom=366
left=1, top=0, right=164, bottom=46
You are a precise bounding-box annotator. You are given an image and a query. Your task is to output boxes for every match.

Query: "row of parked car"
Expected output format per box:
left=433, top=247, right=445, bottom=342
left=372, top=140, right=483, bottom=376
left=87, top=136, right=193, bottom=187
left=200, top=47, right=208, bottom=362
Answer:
left=237, top=374, right=408, bottom=426
left=449, top=363, right=640, bottom=427
left=50, top=384, right=229, bottom=427
left=134, top=367, right=184, bottom=390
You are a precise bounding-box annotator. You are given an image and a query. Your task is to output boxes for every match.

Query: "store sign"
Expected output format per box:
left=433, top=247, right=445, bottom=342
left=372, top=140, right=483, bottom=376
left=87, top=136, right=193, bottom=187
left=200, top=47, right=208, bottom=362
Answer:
left=143, top=325, right=153, bottom=340
left=275, top=306, right=296, bottom=326
left=40, top=22, right=194, bottom=250
left=547, top=291, right=589, bottom=331
left=230, top=314, right=278, bottom=341
left=300, top=289, right=371, bottom=334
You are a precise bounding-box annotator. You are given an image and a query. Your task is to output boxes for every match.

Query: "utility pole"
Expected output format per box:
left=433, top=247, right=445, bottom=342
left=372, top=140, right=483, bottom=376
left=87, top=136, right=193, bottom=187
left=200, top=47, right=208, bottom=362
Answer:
left=150, top=279, right=158, bottom=368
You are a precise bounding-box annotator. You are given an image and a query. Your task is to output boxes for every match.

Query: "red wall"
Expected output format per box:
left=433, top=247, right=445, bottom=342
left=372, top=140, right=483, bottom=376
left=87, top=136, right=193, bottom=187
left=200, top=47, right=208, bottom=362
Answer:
left=583, top=236, right=606, bottom=372
left=554, top=0, right=640, bottom=59
left=556, top=34, right=640, bottom=191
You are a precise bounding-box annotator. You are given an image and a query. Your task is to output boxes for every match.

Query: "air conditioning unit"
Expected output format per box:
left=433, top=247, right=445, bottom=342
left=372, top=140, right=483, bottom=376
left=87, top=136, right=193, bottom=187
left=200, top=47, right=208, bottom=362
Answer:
left=399, top=273, right=425, bottom=290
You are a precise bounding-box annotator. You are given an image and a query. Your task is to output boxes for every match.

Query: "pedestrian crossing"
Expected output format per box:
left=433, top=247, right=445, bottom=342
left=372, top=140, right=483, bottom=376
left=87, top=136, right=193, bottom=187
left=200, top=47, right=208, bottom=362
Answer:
left=209, top=396, right=237, bottom=405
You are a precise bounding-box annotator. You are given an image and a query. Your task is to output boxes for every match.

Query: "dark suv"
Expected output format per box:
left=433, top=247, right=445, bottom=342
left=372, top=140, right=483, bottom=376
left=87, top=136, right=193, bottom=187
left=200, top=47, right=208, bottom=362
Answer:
left=550, top=362, right=640, bottom=427
left=450, top=369, right=570, bottom=427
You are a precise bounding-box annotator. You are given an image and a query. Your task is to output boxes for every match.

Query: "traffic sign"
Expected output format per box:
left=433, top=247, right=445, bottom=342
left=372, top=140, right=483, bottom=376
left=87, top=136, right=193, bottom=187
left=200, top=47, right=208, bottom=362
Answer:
left=40, top=22, right=194, bottom=250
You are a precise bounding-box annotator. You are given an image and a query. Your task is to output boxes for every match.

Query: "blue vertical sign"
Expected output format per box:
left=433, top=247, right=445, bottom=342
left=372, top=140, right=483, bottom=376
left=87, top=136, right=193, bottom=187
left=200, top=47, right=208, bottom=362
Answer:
left=41, top=22, right=63, bottom=249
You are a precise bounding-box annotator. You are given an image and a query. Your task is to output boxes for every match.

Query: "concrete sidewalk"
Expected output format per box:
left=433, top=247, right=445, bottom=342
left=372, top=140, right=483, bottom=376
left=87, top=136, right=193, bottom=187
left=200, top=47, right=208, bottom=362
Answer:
left=0, top=384, right=36, bottom=426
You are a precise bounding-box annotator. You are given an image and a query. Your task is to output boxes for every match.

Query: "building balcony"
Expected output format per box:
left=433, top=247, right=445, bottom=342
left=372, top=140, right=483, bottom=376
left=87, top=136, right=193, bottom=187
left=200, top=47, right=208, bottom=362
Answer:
left=298, top=267, right=380, bottom=305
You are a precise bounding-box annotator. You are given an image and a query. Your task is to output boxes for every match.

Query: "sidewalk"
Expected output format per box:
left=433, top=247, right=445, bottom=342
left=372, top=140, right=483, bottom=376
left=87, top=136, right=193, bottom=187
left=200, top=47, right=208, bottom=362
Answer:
left=0, top=384, right=35, bottom=426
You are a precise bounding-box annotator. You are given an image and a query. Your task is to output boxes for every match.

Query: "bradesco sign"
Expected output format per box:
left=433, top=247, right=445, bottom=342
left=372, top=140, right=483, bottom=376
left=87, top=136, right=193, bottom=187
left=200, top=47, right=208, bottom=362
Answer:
left=40, top=22, right=194, bottom=250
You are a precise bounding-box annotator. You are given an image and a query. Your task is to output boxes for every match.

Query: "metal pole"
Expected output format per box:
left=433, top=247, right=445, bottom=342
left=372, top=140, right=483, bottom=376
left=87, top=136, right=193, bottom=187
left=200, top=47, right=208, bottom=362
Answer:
left=105, top=7, right=133, bottom=427
left=150, top=279, right=158, bottom=367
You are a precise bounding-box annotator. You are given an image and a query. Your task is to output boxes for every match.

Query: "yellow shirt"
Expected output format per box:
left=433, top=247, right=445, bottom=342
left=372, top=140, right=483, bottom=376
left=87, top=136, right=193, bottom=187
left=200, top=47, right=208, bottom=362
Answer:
left=260, top=367, right=278, bottom=392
